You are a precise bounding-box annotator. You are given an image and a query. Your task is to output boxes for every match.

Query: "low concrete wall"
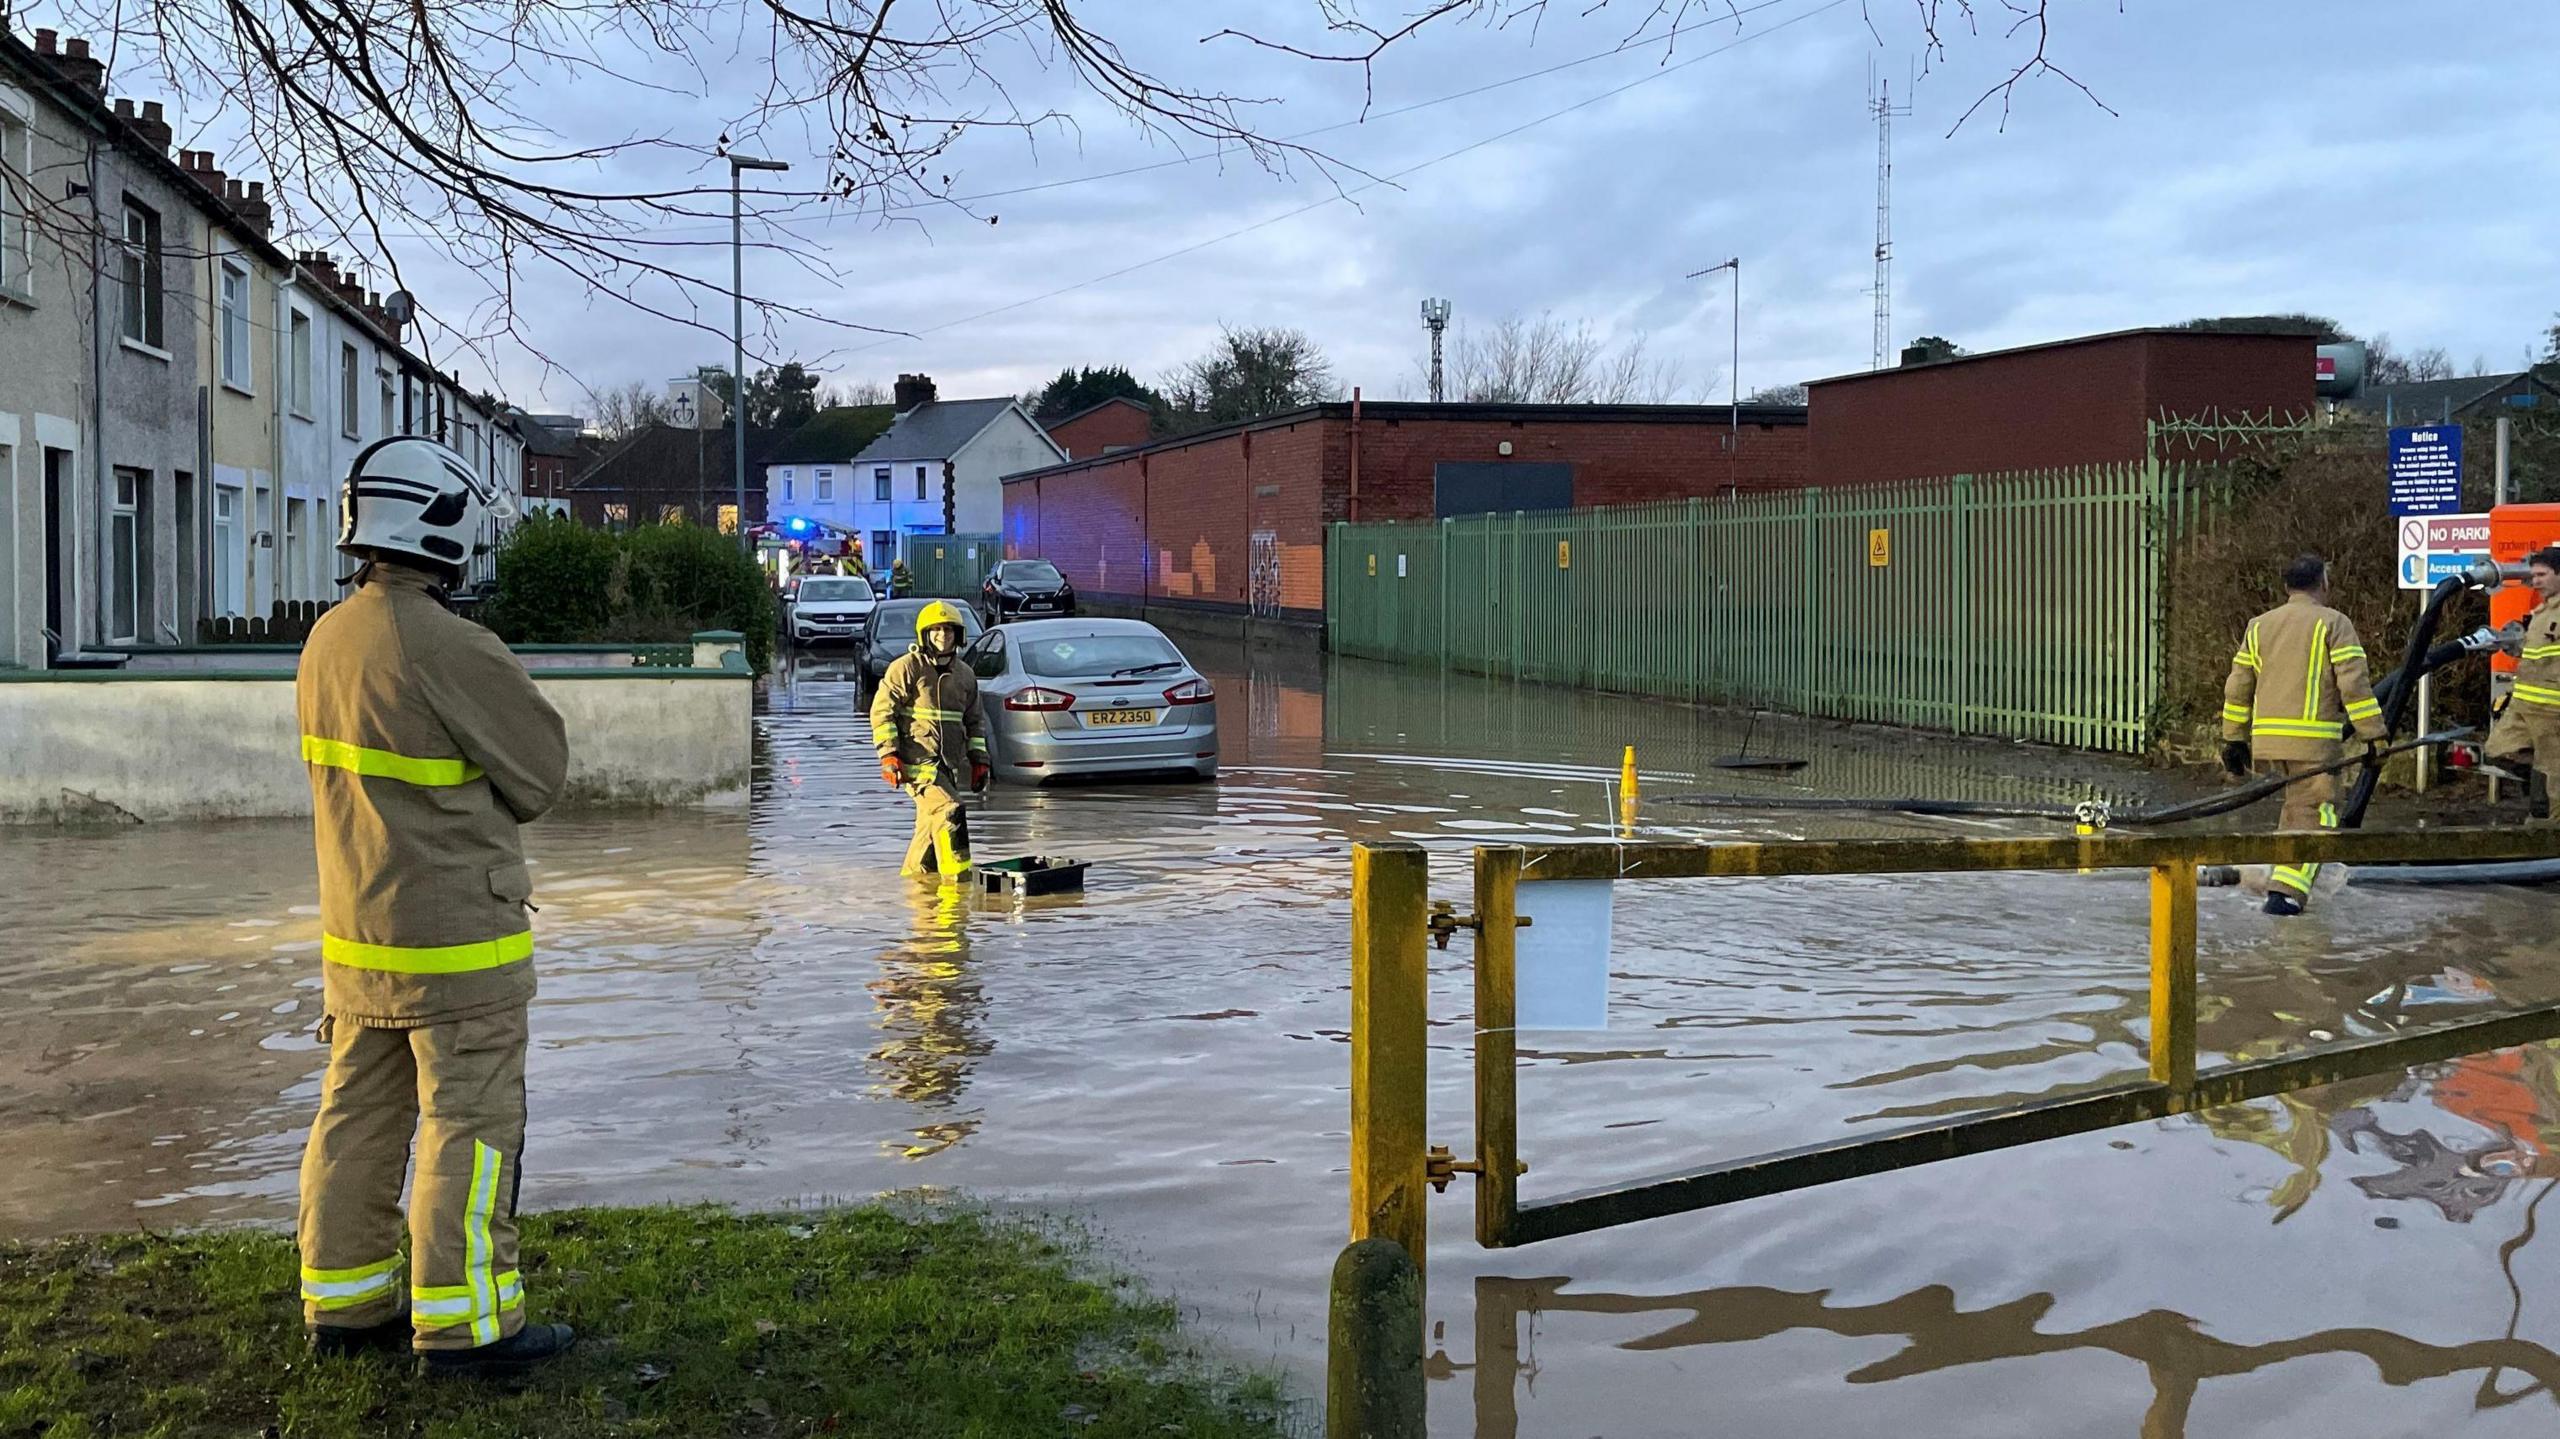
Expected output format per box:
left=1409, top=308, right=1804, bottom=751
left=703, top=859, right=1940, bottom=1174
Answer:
left=0, top=669, right=750, bottom=823
left=110, top=644, right=689, bottom=673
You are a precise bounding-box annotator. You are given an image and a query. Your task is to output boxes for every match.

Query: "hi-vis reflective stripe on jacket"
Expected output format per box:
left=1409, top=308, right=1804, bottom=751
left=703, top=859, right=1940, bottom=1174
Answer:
left=301, top=1254, right=403, bottom=1310
left=2221, top=595, right=2388, bottom=763
left=871, top=648, right=988, bottom=790
left=323, top=929, right=535, bottom=975
left=301, top=735, right=485, bottom=787
left=2518, top=599, right=2560, bottom=711
left=297, top=563, right=569, bottom=1027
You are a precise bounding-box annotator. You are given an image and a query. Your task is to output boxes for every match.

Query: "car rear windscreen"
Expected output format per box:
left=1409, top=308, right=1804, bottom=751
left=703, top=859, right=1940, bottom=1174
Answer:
left=800, top=578, right=873, bottom=601
left=1020, top=632, right=1180, bottom=678
left=1004, top=562, right=1065, bottom=586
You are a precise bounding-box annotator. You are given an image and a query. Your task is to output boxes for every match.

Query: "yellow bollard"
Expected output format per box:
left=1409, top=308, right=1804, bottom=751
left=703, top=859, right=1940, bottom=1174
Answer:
left=1618, top=746, right=1640, bottom=833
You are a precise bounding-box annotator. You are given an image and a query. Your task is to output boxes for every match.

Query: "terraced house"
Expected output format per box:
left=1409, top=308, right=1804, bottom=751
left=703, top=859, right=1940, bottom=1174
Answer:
left=0, top=23, right=525, bottom=667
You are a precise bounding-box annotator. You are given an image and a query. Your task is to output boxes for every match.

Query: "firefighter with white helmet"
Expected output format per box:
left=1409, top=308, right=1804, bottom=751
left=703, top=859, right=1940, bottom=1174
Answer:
left=294, top=436, right=576, bottom=1377
left=870, top=599, right=991, bottom=877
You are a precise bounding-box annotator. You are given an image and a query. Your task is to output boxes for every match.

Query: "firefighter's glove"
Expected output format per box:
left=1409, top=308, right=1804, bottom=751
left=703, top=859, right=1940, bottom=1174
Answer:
left=2457, top=626, right=2506, bottom=654
left=881, top=755, right=906, bottom=788
left=971, top=759, right=992, bottom=794
left=2220, top=740, right=2252, bottom=779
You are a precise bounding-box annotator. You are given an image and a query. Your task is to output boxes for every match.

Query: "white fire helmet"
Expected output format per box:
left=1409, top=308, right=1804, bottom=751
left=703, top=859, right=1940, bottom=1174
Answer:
left=336, top=436, right=514, bottom=574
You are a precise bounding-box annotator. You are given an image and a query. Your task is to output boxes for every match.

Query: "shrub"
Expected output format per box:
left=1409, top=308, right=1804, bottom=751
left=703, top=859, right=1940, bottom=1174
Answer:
left=483, top=515, right=777, bottom=673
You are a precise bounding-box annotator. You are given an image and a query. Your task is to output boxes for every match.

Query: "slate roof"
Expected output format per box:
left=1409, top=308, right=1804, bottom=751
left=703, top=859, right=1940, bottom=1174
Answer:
left=851, top=398, right=1022, bottom=465
left=569, top=423, right=787, bottom=494
left=2345, top=373, right=2558, bottom=421
left=765, top=405, right=898, bottom=464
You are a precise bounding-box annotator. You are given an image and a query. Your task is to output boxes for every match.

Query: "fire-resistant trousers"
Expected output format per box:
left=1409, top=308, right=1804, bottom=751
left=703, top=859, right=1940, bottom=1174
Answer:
left=901, top=781, right=974, bottom=878
left=2265, top=760, right=2341, bottom=901
left=297, top=1006, right=528, bottom=1350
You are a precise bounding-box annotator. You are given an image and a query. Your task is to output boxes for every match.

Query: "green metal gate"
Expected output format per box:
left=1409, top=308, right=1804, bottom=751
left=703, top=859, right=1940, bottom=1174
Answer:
left=1326, top=464, right=2187, bottom=753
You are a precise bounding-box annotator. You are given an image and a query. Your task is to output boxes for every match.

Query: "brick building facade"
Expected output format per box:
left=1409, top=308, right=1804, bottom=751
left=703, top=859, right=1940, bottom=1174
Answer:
left=1807, top=328, right=2315, bottom=485
left=1038, top=396, right=1156, bottom=460
left=1003, top=401, right=1811, bottom=628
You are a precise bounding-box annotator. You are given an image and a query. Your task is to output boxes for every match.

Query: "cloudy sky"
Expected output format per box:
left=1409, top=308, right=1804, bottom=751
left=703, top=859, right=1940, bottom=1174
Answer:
left=102, top=0, right=2560, bottom=414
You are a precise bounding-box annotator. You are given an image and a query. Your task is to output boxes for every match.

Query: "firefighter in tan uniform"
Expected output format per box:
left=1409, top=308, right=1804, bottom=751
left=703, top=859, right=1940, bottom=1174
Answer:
left=2491, top=546, right=2560, bottom=824
left=2221, top=554, right=2389, bottom=916
left=295, top=437, right=577, bottom=1377
left=870, top=600, right=990, bottom=877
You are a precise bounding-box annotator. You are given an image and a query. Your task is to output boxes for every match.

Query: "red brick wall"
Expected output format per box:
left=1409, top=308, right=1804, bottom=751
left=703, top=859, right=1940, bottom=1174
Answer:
left=1042, top=401, right=1155, bottom=460
left=1005, top=407, right=1810, bottom=621
left=2139, top=332, right=2315, bottom=430
left=1809, top=331, right=2317, bottom=486
left=1335, top=414, right=1811, bottom=522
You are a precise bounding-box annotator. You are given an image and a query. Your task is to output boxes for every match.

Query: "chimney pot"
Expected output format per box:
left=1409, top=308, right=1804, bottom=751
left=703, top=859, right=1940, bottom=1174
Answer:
left=226, top=178, right=244, bottom=201
left=34, top=28, right=56, bottom=53
left=143, top=101, right=164, bottom=122
left=247, top=181, right=264, bottom=201
left=115, top=98, right=135, bottom=119
left=64, top=37, right=88, bottom=59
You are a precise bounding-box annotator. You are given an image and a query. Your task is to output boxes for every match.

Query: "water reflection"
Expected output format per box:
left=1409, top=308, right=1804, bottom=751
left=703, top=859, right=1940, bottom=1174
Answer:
left=866, top=881, right=992, bottom=1159
left=1460, top=1262, right=2560, bottom=1439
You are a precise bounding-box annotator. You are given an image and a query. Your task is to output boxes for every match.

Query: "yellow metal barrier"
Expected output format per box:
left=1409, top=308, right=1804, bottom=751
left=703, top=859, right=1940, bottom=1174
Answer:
left=1347, top=827, right=2560, bottom=1261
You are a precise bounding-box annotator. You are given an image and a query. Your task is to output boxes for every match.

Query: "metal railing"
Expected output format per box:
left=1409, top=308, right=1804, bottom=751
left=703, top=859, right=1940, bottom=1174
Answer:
left=1326, top=464, right=2199, bottom=753
left=1350, top=829, right=2560, bottom=1267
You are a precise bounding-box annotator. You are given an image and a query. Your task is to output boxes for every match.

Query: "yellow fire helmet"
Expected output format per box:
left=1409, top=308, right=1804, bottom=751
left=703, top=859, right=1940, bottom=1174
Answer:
left=916, top=600, right=970, bottom=635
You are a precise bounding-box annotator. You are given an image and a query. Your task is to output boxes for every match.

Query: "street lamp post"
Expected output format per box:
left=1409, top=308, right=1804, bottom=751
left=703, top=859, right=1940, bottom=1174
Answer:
left=728, top=152, right=790, bottom=551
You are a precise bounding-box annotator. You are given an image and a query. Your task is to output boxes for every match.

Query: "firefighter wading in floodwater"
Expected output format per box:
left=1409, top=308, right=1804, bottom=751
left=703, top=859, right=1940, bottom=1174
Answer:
left=294, top=437, right=576, bottom=1377
left=871, top=599, right=991, bottom=877
left=2221, top=552, right=2388, bottom=917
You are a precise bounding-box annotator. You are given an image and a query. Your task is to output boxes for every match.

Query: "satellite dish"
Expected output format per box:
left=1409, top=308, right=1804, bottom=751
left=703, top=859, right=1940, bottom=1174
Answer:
left=382, top=289, right=417, bottom=324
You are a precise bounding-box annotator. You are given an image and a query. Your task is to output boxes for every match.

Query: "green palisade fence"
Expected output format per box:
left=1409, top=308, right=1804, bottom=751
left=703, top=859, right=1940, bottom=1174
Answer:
left=903, top=533, right=1002, bottom=598
left=1326, top=464, right=2188, bottom=754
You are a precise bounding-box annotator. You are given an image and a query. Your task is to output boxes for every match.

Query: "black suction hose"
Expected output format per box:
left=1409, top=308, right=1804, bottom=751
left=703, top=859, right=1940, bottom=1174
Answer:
left=2340, top=573, right=2478, bottom=829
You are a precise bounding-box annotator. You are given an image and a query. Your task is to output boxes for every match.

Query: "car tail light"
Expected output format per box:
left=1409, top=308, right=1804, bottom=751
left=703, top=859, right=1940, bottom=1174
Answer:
left=1006, top=686, right=1075, bottom=712
left=1164, top=678, right=1215, bottom=705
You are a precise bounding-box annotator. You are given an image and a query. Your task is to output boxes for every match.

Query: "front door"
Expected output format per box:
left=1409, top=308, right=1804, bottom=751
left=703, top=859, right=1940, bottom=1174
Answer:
left=41, top=446, right=68, bottom=661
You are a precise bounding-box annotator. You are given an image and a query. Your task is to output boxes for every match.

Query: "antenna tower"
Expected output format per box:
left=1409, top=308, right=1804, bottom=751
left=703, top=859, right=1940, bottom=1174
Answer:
left=1421, top=298, right=1453, bottom=402
left=1867, top=69, right=1911, bottom=371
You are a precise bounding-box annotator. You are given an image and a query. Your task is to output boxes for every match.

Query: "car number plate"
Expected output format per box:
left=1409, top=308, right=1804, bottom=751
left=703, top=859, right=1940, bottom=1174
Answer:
left=1085, top=708, right=1157, bottom=728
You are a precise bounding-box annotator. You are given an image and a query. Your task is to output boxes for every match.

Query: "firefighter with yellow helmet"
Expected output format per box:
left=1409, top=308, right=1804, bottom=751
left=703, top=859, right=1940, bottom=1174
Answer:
left=871, top=599, right=991, bottom=876
left=295, top=436, right=576, bottom=1376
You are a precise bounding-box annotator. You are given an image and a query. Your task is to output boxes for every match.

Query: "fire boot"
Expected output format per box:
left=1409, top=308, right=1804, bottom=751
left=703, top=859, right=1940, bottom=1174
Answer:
left=418, top=1321, right=578, bottom=1381
left=307, top=1310, right=411, bottom=1358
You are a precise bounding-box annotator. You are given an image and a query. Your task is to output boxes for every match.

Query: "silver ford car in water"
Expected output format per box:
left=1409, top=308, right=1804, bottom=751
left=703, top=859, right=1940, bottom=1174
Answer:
left=961, top=619, right=1219, bottom=783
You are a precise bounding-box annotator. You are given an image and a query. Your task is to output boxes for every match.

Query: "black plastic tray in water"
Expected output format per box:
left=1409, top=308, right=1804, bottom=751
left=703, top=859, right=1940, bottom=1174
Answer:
left=977, top=855, right=1090, bottom=897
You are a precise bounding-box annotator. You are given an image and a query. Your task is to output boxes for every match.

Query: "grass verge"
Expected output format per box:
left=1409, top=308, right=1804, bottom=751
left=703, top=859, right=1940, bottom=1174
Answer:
left=1, top=1205, right=1292, bottom=1439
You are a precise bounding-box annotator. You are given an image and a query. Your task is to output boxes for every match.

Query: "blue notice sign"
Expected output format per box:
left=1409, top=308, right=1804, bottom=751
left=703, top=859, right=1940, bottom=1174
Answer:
left=2388, top=425, right=2463, bottom=515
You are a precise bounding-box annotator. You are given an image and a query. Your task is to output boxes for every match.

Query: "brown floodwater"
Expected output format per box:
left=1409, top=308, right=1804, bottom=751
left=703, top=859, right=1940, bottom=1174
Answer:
left=5, top=641, right=2559, bottom=1437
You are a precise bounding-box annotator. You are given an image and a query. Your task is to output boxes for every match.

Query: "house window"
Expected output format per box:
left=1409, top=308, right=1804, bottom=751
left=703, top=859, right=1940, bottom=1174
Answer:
left=780, top=477, right=793, bottom=502
left=871, top=530, right=896, bottom=563
left=817, top=476, right=833, bottom=501
left=873, top=467, right=891, bottom=501
left=119, top=201, right=164, bottom=348
left=289, top=311, right=314, bottom=417
left=379, top=371, right=396, bottom=436
left=0, top=102, right=29, bottom=296
left=219, top=262, right=252, bottom=386
left=915, top=464, right=928, bottom=501
left=814, top=467, right=834, bottom=480
left=340, top=344, right=362, bottom=437
left=110, top=468, right=143, bottom=642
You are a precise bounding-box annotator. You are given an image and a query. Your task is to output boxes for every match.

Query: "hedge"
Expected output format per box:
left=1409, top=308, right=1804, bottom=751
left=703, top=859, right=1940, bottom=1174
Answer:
left=482, top=515, right=776, bottom=673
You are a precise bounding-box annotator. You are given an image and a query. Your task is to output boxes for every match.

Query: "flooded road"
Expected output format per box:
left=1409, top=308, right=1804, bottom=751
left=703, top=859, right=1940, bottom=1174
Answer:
left=8, top=639, right=2560, bottom=1437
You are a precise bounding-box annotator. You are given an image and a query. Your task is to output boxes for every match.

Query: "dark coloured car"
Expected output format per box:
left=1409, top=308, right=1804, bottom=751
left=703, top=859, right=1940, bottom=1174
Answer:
left=858, top=597, right=986, bottom=685
left=981, top=559, right=1074, bottom=624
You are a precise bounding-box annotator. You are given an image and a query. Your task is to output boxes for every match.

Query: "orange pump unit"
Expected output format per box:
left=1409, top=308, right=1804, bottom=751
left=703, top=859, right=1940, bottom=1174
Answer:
left=2489, top=503, right=2560, bottom=674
